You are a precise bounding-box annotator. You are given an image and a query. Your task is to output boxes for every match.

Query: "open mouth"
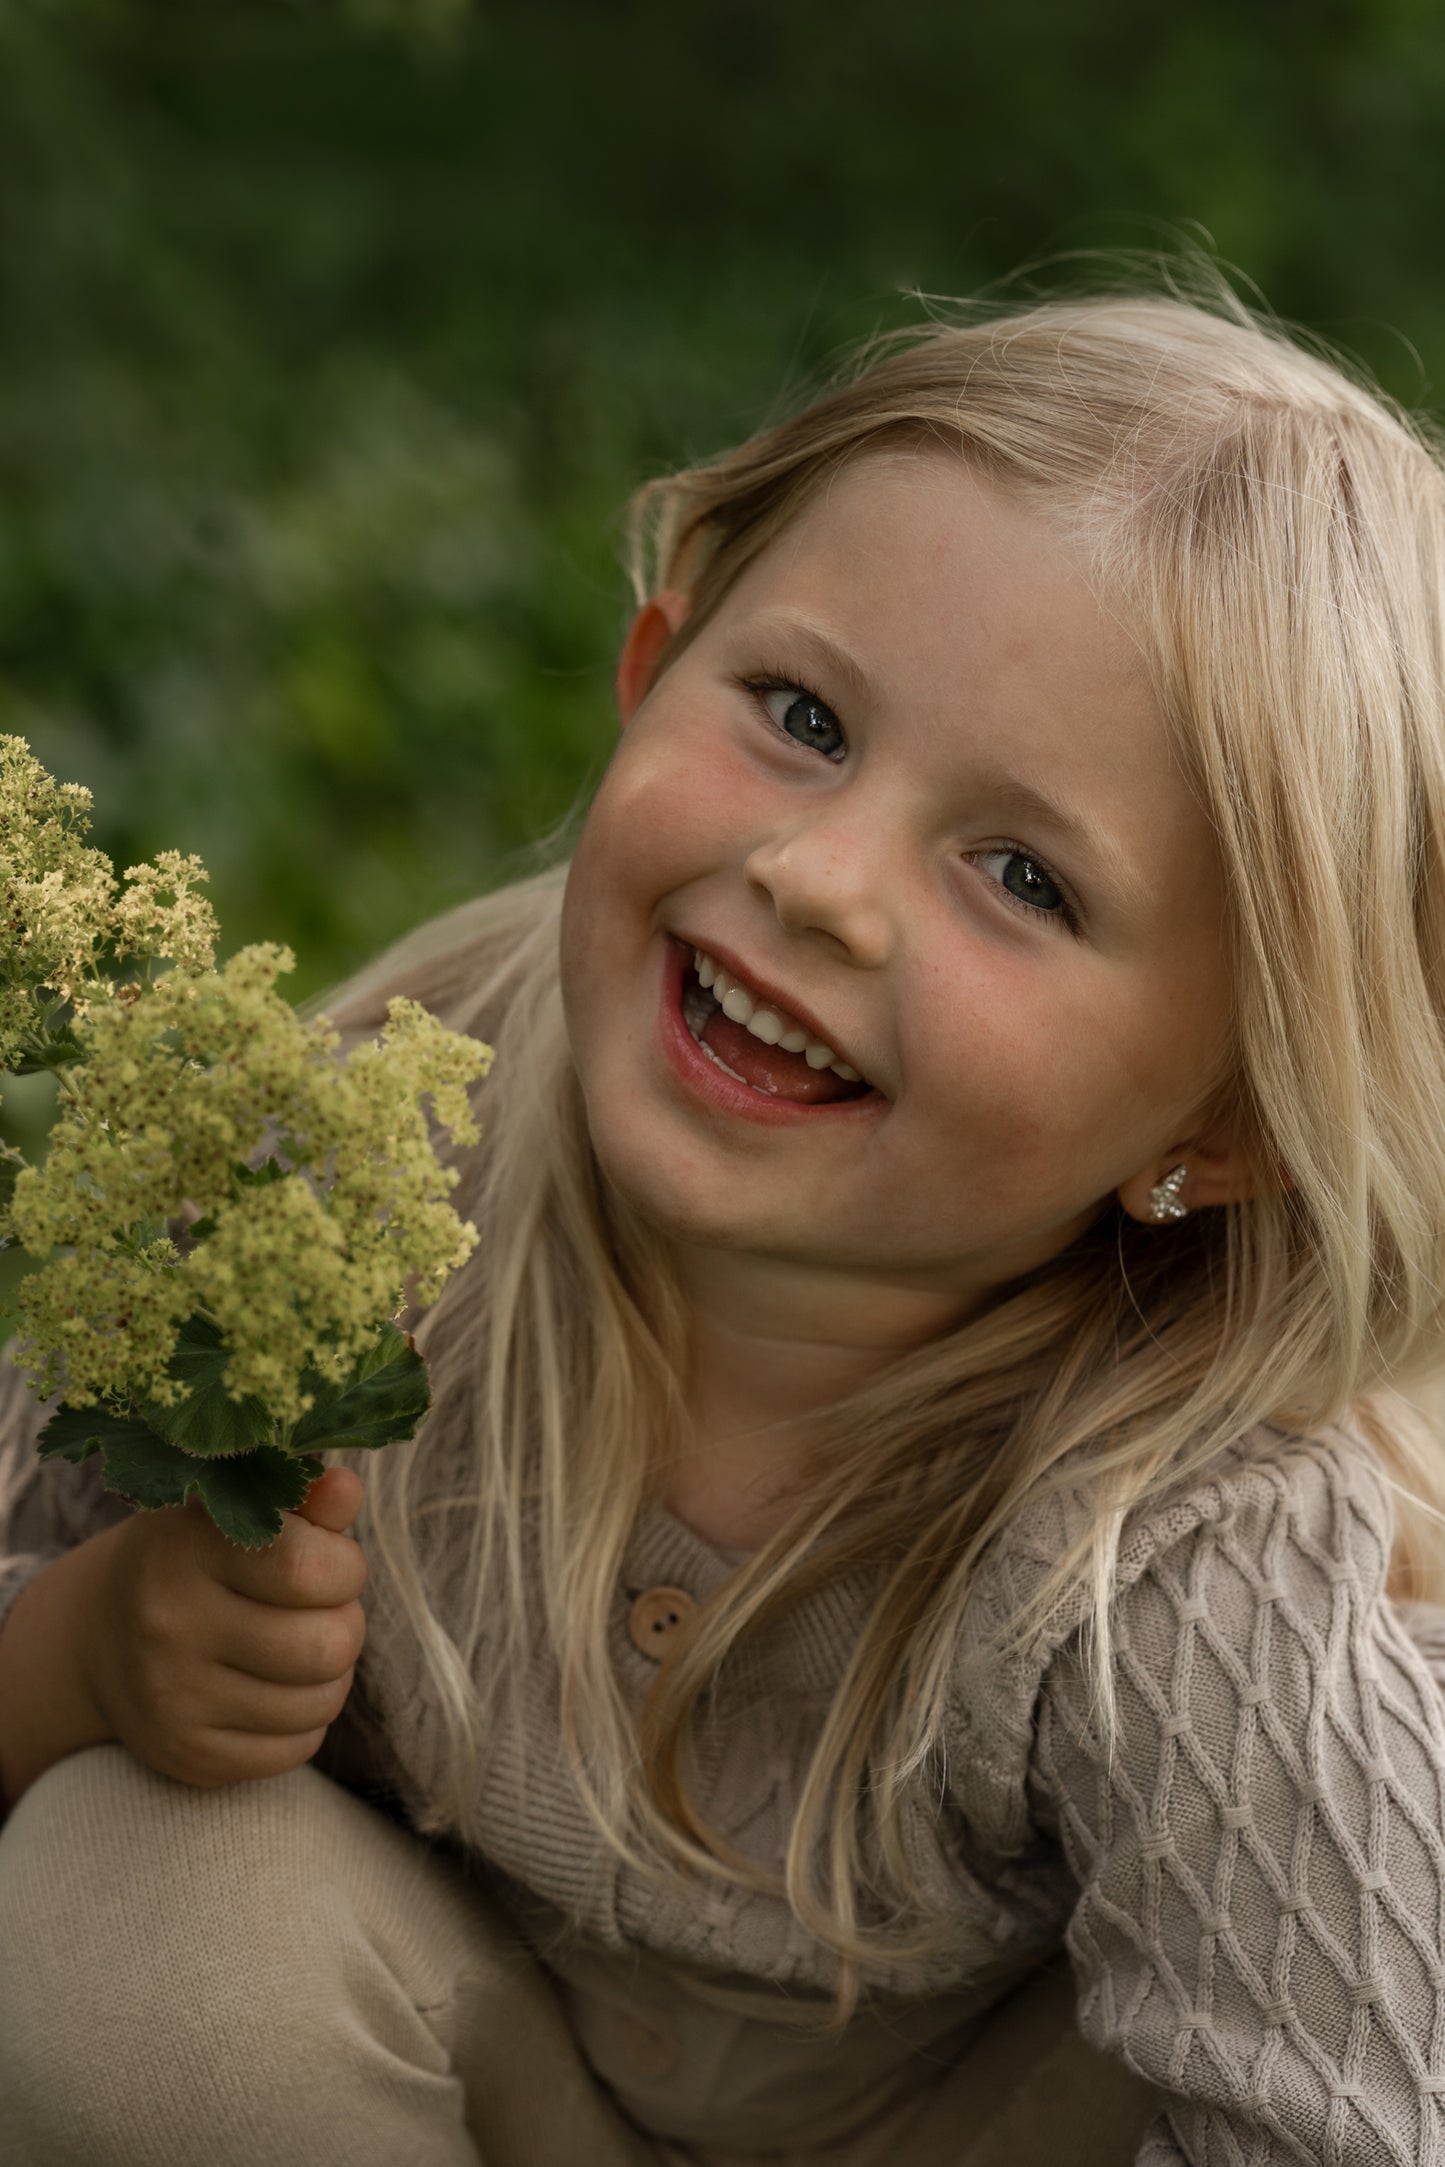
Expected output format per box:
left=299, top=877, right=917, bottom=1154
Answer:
left=678, top=955, right=876, bottom=1107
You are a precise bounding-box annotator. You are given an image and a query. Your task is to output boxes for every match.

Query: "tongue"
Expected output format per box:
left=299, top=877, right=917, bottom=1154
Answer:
left=699, top=1011, right=864, bottom=1104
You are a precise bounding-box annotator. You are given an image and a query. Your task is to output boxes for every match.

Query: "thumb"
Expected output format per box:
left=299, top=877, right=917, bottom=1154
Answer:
left=296, top=1465, right=364, bottom=1536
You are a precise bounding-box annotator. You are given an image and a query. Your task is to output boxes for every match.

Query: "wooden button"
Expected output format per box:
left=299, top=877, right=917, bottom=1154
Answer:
left=627, top=1585, right=697, bottom=1660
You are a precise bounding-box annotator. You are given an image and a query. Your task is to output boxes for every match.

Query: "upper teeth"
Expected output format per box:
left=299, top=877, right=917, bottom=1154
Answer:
left=693, top=950, right=862, bottom=1083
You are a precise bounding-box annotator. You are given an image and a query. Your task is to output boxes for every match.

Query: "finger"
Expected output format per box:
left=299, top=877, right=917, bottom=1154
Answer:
left=221, top=1669, right=356, bottom=1735
left=212, top=1591, right=366, bottom=1690
left=217, top=1513, right=369, bottom=1610
left=167, top=1727, right=334, bottom=1790
left=175, top=1698, right=342, bottom=1785
left=295, top=1466, right=364, bottom=1536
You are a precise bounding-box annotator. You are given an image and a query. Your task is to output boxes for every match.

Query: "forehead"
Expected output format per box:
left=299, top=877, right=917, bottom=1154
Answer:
left=737, top=443, right=1135, bottom=645
left=717, top=445, right=1163, bottom=766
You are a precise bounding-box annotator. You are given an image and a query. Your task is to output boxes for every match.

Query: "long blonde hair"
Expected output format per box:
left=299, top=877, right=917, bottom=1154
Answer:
left=322, top=272, right=1445, bottom=2022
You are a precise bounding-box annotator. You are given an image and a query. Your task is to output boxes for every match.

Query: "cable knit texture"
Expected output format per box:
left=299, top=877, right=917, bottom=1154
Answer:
left=2, top=1353, right=1444, bottom=2163
left=1025, top=1437, right=1445, bottom=2167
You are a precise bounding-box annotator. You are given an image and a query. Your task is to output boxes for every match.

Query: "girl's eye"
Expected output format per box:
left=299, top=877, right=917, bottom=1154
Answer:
left=755, top=682, right=846, bottom=759
left=972, top=847, right=1072, bottom=924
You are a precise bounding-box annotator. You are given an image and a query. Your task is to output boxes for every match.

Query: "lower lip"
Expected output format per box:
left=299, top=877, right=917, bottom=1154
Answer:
left=656, top=938, right=885, bottom=1128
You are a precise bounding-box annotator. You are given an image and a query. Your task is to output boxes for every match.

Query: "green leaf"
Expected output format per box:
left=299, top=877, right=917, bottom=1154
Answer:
left=184, top=1445, right=328, bottom=1550
left=232, top=1156, right=289, bottom=1191
left=42, top=1410, right=202, bottom=1514
left=77, top=1424, right=203, bottom=1511
left=41, top=1399, right=324, bottom=1547
left=11, top=1030, right=86, bottom=1075
left=136, top=1311, right=275, bottom=1457
left=289, top=1321, right=430, bottom=1453
left=37, top=1401, right=160, bottom=1469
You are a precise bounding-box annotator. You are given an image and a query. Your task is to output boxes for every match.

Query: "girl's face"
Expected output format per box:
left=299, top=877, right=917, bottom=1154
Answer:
left=561, top=448, right=1235, bottom=1308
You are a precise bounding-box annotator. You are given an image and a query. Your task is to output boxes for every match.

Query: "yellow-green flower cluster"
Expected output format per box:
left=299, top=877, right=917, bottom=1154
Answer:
left=110, top=850, right=219, bottom=978
left=0, top=735, right=220, bottom=1062
left=8, top=1239, right=190, bottom=1409
left=5, top=943, right=489, bottom=1420
left=0, top=736, right=115, bottom=1052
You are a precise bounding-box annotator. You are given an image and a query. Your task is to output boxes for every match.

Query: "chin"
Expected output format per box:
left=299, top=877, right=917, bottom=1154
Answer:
left=591, top=1134, right=754, bottom=1251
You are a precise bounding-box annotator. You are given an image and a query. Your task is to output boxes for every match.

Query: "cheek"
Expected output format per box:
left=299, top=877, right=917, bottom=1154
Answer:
left=561, top=760, right=669, bottom=973
left=909, top=954, right=1203, bottom=1188
left=560, top=728, right=733, bottom=1031
left=576, top=727, right=743, bottom=904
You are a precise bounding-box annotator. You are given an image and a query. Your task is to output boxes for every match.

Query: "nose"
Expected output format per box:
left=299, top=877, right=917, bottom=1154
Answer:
left=743, top=814, right=894, bottom=968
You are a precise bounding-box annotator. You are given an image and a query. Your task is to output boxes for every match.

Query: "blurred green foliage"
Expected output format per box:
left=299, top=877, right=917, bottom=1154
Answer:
left=0, top=0, right=1443, bottom=1037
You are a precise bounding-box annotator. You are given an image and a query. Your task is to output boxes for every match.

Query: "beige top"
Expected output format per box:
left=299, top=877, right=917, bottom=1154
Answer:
left=3, top=1358, right=1445, bottom=2164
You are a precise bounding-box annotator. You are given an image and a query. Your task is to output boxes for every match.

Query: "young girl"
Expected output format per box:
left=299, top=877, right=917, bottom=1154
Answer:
left=3, top=279, right=1445, bottom=2167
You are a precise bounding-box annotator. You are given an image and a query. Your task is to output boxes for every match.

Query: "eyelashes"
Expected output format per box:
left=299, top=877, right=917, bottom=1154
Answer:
left=734, top=666, right=1082, bottom=935
left=969, top=848, right=1079, bottom=932
left=738, top=670, right=847, bottom=760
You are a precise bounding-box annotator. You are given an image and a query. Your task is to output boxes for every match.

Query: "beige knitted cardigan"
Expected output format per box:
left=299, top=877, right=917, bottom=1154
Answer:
left=2, top=1356, right=1444, bottom=2164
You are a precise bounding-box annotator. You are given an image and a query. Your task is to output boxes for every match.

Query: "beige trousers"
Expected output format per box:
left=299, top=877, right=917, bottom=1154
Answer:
left=0, top=1745, right=1165, bottom=2167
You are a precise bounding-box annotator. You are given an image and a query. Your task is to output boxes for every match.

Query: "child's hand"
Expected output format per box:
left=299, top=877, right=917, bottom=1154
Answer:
left=77, top=1465, right=369, bottom=1790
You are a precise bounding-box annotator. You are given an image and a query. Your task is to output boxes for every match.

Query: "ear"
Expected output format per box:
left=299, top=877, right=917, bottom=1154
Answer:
left=615, top=590, right=692, bottom=725
left=1116, top=1118, right=1262, bottom=1225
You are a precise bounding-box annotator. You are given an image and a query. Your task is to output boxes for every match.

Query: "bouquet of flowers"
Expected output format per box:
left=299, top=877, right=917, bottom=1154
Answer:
left=0, top=736, right=490, bottom=1548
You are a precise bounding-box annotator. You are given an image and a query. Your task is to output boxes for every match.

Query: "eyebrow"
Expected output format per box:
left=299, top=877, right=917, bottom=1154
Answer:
left=739, top=611, right=878, bottom=706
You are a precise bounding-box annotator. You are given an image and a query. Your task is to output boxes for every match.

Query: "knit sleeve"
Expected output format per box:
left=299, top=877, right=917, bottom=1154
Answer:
left=1025, top=1434, right=1445, bottom=2167
left=0, top=1354, right=132, bottom=1644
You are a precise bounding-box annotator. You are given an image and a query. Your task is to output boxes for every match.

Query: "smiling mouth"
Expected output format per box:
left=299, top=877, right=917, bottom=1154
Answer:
left=679, top=961, right=874, bottom=1106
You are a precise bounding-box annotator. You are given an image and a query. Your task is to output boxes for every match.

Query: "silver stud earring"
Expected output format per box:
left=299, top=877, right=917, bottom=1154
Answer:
left=1148, top=1164, right=1190, bottom=1223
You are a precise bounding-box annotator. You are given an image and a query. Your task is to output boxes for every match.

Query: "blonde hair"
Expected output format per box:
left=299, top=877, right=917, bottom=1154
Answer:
left=322, top=271, right=1445, bottom=2024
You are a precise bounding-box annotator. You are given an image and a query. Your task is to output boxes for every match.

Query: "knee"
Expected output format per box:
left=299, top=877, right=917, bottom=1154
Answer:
left=1, top=1740, right=301, bottom=1904
left=0, top=1742, right=149, bottom=1903
left=0, top=1743, right=329, bottom=2020
left=0, top=1748, right=179, bottom=2146
left=0, top=1746, right=349, bottom=2147
left=5, top=1736, right=149, bottom=1820
left=4, top=1745, right=202, bottom=1970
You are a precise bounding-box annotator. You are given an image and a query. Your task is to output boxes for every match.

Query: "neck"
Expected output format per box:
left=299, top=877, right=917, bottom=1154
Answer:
left=660, top=1243, right=970, bottom=1549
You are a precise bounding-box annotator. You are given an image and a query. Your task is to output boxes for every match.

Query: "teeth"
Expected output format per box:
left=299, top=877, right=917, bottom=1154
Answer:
left=688, top=947, right=864, bottom=1086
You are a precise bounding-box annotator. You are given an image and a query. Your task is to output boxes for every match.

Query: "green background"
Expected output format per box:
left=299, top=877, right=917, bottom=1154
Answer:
left=2, top=0, right=1444, bottom=1013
